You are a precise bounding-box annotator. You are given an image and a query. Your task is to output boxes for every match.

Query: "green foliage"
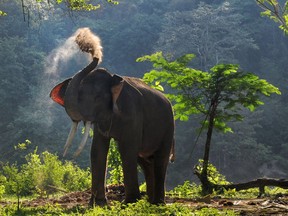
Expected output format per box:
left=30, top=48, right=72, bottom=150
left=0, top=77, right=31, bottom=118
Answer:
left=107, top=139, right=123, bottom=185
left=14, top=139, right=31, bottom=151
left=0, top=142, right=91, bottom=198
left=1, top=162, right=34, bottom=211
left=195, top=160, right=229, bottom=186
left=0, top=10, right=7, bottom=16
left=56, top=0, right=101, bottom=11
left=0, top=200, right=237, bottom=215
left=256, top=0, right=288, bottom=34
left=62, top=161, right=91, bottom=192
left=138, top=52, right=281, bottom=133
left=0, top=204, right=64, bottom=216
left=168, top=181, right=202, bottom=198
left=53, top=0, right=119, bottom=11
left=0, top=175, right=6, bottom=199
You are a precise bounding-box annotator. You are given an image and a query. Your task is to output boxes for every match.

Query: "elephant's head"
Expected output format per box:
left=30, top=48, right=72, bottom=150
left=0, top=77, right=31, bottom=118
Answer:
left=50, top=60, right=125, bottom=157
left=49, top=27, right=125, bottom=157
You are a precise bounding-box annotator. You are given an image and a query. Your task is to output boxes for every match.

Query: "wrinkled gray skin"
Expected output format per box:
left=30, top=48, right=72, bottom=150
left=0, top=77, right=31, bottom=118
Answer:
left=50, top=58, right=175, bottom=206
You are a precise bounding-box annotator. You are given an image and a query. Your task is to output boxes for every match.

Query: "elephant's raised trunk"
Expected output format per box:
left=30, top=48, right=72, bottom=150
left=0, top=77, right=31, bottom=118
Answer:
left=64, top=28, right=103, bottom=121
left=62, top=28, right=102, bottom=156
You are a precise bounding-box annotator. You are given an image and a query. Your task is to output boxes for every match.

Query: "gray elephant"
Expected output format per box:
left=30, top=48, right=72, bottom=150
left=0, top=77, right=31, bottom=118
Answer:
left=49, top=28, right=175, bottom=206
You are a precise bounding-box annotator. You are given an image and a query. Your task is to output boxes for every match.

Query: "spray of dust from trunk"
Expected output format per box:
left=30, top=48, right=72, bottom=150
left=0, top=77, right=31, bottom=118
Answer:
left=31, top=28, right=103, bottom=132
left=45, top=27, right=102, bottom=75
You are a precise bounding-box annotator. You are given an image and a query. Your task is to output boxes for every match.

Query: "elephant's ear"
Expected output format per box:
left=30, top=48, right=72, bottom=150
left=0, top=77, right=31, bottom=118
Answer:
left=111, top=75, right=124, bottom=114
left=50, top=78, right=71, bottom=106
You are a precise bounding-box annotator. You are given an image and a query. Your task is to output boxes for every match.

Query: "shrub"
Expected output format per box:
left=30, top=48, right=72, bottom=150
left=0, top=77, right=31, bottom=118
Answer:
left=169, top=181, right=202, bottom=198
left=62, top=161, right=90, bottom=191
left=1, top=142, right=91, bottom=198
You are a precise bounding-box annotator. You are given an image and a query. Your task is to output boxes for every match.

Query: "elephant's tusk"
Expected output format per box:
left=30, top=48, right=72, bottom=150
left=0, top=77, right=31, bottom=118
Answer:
left=73, top=121, right=92, bottom=158
left=63, top=121, right=79, bottom=157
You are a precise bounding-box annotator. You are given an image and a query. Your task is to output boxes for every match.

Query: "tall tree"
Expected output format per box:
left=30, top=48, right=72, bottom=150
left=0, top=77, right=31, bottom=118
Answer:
left=138, top=52, right=281, bottom=194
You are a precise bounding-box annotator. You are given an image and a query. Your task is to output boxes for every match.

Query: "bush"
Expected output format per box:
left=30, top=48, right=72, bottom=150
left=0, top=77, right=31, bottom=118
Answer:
left=0, top=142, right=91, bottom=198
left=62, top=161, right=90, bottom=191
left=168, top=181, right=202, bottom=198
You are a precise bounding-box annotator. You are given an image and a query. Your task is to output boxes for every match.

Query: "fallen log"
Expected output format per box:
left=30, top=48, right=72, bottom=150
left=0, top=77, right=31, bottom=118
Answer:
left=194, top=164, right=288, bottom=196
left=216, top=178, right=288, bottom=196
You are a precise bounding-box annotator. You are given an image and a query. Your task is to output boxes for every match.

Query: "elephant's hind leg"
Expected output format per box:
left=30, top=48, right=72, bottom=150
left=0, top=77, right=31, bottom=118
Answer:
left=138, top=156, right=155, bottom=203
left=153, top=141, right=172, bottom=204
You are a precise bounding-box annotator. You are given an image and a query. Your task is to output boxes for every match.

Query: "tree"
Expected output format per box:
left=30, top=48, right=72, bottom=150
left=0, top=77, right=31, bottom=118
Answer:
left=138, top=52, right=281, bottom=194
left=156, top=2, right=257, bottom=71
left=256, top=0, right=288, bottom=34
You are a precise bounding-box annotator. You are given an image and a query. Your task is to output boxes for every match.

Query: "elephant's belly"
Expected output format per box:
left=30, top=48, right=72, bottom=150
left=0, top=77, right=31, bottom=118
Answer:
left=138, top=140, right=160, bottom=159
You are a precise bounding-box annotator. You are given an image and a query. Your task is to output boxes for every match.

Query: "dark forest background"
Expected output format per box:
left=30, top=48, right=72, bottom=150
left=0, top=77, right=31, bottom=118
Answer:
left=0, top=0, right=287, bottom=189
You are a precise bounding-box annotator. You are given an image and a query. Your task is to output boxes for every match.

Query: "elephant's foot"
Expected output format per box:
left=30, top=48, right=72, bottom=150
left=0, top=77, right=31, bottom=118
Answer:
left=89, top=196, right=108, bottom=207
left=150, top=199, right=166, bottom=205
left=123, top=194, right=141, bottom=204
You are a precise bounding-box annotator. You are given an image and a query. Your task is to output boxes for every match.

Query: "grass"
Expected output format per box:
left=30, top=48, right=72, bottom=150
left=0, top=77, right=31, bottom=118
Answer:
left=1, top=200, right=238, bottom=216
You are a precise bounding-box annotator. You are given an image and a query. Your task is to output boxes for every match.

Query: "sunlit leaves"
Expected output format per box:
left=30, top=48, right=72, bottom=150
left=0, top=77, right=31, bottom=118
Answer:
left=14, top=140, right=32, bottom=150
left=107, top=139, right=123, bottom=185
left=54, top=0, right=101, bottom=11
left=0, top=10, right=7, bottom=16
left=195, top=159, right=230, bottom=185
left=256, top=0, right=288, bottom=34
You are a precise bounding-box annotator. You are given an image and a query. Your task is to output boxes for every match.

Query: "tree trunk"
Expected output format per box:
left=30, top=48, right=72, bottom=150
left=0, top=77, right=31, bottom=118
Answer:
left=200, top=98, right=218, bottom=195
left=219, top=178, right=288, bottom=196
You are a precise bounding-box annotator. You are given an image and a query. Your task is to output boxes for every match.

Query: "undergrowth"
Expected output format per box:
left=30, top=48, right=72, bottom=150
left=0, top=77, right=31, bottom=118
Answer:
left=0, top=200, right=237, bottom=216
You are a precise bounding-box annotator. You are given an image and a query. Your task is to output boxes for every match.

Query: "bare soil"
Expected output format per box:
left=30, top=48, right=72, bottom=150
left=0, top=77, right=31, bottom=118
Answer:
left=1, top=185, right=288, bottom=215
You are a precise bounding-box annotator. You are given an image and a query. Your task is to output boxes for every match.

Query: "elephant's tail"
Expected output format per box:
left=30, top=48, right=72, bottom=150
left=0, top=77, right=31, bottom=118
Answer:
left=169, top=138, right=175, bottom=163
left=74, top=27, right=103, bottom=63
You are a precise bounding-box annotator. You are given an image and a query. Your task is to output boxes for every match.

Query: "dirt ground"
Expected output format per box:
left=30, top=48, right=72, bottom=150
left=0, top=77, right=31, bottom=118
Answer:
left=1, top=185, right=288, bottom=215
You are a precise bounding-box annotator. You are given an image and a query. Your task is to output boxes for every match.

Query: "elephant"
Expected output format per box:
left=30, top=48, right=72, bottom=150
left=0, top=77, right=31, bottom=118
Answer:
left=49, top=28, right=175, bottom=206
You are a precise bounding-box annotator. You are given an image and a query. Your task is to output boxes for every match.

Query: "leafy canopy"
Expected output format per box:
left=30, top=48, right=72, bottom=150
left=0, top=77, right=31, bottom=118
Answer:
left=137, top=52, right=281, bottom=132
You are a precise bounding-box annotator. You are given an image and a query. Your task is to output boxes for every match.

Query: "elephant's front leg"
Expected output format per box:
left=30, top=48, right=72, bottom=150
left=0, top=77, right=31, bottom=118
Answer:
left=118, top=139, right=141, bottom=203
left=89, top=132, right=110, bottom=207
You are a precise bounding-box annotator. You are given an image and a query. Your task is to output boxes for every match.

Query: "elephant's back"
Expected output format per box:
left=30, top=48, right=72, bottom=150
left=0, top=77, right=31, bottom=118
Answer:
left=124, top=77, right=173, bottom=114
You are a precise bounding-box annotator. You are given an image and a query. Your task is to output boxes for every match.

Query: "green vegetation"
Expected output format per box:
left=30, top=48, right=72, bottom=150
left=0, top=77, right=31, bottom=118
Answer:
left=0, top=139, right=125, bottom=201
left=0, top=146, right=286, bottom=215
left=0, top=141, right=90, bottom=199
left=107, top=139, right=124, bottom=185
left=0, top=145, right=240, bottom=215
left=0, top=201, right=237, bottom=216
